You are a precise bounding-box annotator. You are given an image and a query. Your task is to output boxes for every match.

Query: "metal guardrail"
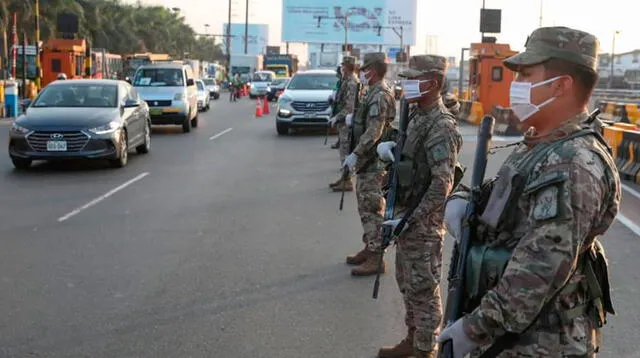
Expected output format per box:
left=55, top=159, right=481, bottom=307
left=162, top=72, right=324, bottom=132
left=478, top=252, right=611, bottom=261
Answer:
left=593, top=88, right=640, bottom=98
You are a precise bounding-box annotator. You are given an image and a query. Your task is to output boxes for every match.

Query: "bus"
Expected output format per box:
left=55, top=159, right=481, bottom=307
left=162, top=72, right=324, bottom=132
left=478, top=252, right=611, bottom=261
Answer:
left=91, top=49, right=123, bottom=79
left=123, top=53, right=172, bottom=78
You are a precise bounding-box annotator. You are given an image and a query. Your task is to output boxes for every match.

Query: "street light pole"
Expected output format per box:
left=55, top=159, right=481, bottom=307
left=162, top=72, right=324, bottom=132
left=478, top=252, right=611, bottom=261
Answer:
left=227, top=0, right=232, bottom=76
left=609, top=30, right=619, bottom=89
left=244, top=0, right=249, bottom=54
left=35, top=0, right=41, bottom=91
left=315, top=15, right=349, bottom=52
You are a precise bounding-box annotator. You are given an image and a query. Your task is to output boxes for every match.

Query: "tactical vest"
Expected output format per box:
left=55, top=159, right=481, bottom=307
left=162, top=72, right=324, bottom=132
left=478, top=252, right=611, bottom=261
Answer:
left=352, top=85, right=395, bottom=147
left=464, top=127, right=617, bottom=329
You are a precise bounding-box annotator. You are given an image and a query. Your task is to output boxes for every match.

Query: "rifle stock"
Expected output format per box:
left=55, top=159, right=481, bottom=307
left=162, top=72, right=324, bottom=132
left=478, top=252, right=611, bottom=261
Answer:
left=440, top=115, right=495, bottom=358
left=372, top=96, right=410, bottom=299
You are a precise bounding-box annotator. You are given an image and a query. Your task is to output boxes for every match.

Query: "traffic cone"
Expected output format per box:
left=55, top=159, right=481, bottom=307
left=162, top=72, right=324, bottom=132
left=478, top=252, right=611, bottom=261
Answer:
left=255, top=97, right=263, bottom=117
left=262, top=96, right=270, bottom=115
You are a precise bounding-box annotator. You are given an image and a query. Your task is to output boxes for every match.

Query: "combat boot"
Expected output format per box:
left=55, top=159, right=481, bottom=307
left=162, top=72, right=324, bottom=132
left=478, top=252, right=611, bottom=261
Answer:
left=329, top=177, right=345, bottom=188
left=378, top=330, right=414, bottom=358
left=351, top=250, right=385, bottom=276
left=331, top=141, right=340, bottom=149
left=345, top=246, right=368, bottom=265
left=332, top=180, right=354, bottom=192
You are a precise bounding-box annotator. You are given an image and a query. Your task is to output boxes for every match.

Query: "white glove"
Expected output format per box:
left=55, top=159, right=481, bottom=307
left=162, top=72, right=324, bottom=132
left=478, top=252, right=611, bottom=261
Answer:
left=346, top=114, right=353, bottom=126
left=444, top=198, right=469, bottom=242
left=376, top=141, right=397, bottom=162
left=382, top=218, right=406, bottom=236
left=342, top=153, right=358, bottom=173
left=328, top=116, right=337, bottom=127
left=436, top=318, right=480, bottom=358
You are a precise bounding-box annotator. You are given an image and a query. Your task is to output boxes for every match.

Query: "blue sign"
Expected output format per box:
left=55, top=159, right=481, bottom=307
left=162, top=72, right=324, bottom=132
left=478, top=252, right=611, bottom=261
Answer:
left=387, top=47, right=401, bottom=59
left=223, top=23, right=269, bottom=55
left=281, top=0, right=416, bottom=45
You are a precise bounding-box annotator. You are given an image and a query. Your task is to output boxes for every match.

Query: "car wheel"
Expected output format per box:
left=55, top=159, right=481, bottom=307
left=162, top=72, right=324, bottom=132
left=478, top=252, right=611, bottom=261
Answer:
left=276, top=122, right=289, bottom=135
left=110, top=130, right=128, bottom=168
left=182, top=113, right=192, bottom=133
left=11, top=157, right=32, bottom=170
left=191, top=111, right=199, bottom=128
left=136, top=119, right=151, bottom=154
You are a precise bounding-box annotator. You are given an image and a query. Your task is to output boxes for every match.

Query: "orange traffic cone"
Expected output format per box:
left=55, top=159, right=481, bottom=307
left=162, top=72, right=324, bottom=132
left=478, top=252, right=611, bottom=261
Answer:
left=255, top=97, right=263, bottom=117
left=262, top=96, right=270, bottom=115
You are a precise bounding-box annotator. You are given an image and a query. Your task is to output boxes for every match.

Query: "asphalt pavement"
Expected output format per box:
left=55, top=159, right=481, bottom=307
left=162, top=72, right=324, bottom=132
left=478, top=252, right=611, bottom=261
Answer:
left=0, top=97, right=639, bottom=357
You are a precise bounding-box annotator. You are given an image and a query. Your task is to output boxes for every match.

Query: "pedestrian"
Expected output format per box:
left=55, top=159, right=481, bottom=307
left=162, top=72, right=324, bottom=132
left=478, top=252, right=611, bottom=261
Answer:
left=343, top=52, right=397, bottom=276
left=376, top=55, right=463, bottom=358
left=437, top=26, right=620, bottom=358
left=329, top=56, right=361, bottom=192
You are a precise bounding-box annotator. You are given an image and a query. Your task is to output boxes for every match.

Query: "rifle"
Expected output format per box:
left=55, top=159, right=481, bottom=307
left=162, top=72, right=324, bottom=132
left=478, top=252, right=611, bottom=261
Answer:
left=372, top=96, right=410, bottom=299
left=439, top=115, right=495, bottom=358
left=339, top=82, right=363, bottom=211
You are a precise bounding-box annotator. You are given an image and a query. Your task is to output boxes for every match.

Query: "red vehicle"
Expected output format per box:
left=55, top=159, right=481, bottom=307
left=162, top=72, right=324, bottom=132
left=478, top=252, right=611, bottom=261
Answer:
left=91, top=49, right=123, bottom=79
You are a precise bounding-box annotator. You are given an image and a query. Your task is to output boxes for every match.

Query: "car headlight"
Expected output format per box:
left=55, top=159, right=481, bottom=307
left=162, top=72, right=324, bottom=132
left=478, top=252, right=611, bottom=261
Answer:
left=10, top=122, right=31, bottom=135
left=88, top=120, right=120, bottom=135
left=266, top=86, right=271, bottom=92
left=174, top=93, right=185, bottom=101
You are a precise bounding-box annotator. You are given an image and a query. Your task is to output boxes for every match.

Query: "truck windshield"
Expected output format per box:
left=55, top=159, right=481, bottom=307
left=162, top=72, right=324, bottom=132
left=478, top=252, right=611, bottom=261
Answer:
left=287, top=74, right=337, bottom=90
left=252, top=73, right=274, bottom=82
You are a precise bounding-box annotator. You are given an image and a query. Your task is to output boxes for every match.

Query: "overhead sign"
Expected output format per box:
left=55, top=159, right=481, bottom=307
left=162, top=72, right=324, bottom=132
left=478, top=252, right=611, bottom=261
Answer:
left=223, top=23, right=269, bottom=55
left=281, top=0, right=416, bottom=45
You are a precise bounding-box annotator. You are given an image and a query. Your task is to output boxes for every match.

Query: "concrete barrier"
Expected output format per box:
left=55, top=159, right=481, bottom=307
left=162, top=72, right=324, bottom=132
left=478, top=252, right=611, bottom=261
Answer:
left=604, top=124, right=640, bottom=184
left=596, top=101, right=640, bottom=124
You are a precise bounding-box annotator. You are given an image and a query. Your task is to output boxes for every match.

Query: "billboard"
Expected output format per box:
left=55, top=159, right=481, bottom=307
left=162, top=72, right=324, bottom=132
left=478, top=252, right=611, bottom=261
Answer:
left=281, top=0, right=416, bottom=46
left=223, top=23, right=269, bottom=55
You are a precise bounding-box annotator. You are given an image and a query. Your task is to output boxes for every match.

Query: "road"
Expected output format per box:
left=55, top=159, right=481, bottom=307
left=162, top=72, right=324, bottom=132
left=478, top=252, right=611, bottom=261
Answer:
left=0, top=98, right=639, bottom=357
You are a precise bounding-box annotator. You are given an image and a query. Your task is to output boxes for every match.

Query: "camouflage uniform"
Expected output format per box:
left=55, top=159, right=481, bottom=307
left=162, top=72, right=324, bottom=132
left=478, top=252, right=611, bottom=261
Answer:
left=448, top=27, right=621, bottom=357
left=380, top=56, right=463, bottom=358
left=346, top=53, right=397, bottom=276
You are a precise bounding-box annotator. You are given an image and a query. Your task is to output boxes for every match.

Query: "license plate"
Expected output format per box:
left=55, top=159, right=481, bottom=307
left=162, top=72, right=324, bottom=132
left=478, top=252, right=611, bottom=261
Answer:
left=150, top=108, right=163, bottom=115
left=47, top=141, right=67, bottom=151
left=304, top=112, right=315, bottom=118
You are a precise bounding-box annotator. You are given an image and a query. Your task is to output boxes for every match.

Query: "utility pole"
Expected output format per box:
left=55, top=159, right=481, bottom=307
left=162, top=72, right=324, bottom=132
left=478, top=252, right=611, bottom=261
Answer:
left=376, top=25, right=405, bottom=61
left=35, top=0, right=41, bottom=90
left=609, top=31, right=620, bottom=89
left=314, top=15, right=350, bottom=53
left=538, top=0, right=543, bottom=27
left=244, top=0, right=249, bottom=54
left=227, top=0, right=232, bottom=76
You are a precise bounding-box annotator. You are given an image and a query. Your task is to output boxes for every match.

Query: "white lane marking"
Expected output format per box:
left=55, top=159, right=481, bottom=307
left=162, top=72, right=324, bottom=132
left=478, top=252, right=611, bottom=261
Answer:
left=621, top=182, right=640, bottom=200
left=616, top=214, right=640, bottom=237
left=209, top=127, right=233, bottom=141
left=57, top=172, right=150, bottom=222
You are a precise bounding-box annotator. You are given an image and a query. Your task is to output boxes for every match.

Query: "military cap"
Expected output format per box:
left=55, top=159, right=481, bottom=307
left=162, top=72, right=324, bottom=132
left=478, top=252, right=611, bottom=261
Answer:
left=503, top=26, right=599, bottom=72
left=342, top=56, right=358, bottom=65
left=361, top=52, right=387, bottom=69
left=399, top=55, right=448, bottom=78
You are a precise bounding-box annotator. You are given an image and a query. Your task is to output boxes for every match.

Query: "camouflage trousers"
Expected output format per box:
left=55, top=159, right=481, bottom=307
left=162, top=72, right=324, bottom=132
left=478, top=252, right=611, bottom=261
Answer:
left=356, top=169, right=385, bottom=252
left=395, top=230, right=443, bottom=353
left=337, top=122, right=350, bottom=163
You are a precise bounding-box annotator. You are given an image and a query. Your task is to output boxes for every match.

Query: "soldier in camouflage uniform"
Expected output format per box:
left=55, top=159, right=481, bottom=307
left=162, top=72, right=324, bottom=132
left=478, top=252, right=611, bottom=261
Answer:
left=343, top=52, right=397, bottom=276
left=329, top=56, right=361, bottom=191
left=437, top=27, right=621, bottom=358
left=376, top=55, right=463, bottom=358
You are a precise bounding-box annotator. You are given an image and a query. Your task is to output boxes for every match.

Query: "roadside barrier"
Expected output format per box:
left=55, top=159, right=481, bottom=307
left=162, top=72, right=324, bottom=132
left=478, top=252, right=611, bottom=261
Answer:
left=596, top=101, right=640, bottom=124
left=456, top=100, right=483, bottom=126
left=490, top=105, right=523, bottom=136
left=603, top=124, right=640, bottom=184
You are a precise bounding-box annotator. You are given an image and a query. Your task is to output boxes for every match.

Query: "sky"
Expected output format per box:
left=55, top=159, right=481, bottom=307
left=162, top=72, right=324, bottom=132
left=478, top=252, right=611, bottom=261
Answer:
left=127, top=0, right=639, bottom=61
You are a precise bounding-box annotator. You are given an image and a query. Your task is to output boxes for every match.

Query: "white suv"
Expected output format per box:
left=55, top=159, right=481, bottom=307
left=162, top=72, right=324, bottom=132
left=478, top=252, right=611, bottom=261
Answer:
left=275, top=69, right=338, bottom=135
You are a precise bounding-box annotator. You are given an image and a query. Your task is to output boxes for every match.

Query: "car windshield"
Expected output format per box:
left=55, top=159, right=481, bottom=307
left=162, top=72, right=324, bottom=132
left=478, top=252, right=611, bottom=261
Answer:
left=287, top=74, right=337, bottom=90
left=134, top=68, right=184, bottom=87
left=32, top=83, right=118, bottom=108
left=203, top=78, right=216, bottom=85
left=196, top=81, right=205, bottom=91
left=252, top=72, right=274, bottom=82
left=271, top=78, right=288, bottom=86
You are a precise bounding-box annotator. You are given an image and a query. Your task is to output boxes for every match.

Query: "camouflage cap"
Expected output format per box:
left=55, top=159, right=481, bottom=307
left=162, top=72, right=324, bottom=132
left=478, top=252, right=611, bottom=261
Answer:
left=341, top=56, right=358, bottom=65
left=399, top=55, right=448, bottom=78
left=504, top=26, right=599, bottom=72
left=361, top=52, right=387, bottom=69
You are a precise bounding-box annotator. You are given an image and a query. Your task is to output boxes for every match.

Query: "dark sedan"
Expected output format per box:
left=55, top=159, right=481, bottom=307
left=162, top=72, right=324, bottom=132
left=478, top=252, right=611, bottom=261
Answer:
left=8, top=79, right=151, bottom=170
left=266, top=77, right=290, bottom=102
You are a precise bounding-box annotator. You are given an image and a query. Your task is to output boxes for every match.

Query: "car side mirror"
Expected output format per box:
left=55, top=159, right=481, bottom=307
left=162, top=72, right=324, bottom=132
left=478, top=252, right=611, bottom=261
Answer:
left=187, top=79, right=195, bottom=86
left=124, top=99, right=139, bottom=108
left=327, top=96, right=334, bottom=105
left=22, top=98, right=32, bottom=108
left=125, top=77, right=132, bottom=84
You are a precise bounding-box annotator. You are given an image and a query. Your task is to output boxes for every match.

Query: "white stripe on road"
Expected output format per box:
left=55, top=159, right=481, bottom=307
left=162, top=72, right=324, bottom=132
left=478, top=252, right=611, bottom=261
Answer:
left=616, top=214, right=640, bottom=237
left=57, top=172, right=150, bottom=222
left=209, top=127, right=233, bottom=141
left=621, top=182, right=640, bottom=200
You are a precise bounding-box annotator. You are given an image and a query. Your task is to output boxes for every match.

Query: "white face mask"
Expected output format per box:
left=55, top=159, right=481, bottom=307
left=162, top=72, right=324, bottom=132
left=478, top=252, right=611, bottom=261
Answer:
left=401, top=79, right=432, bottom=100
left=509, top=76, right=561, bottom=122
left=359, top=71, right=370, bottom=85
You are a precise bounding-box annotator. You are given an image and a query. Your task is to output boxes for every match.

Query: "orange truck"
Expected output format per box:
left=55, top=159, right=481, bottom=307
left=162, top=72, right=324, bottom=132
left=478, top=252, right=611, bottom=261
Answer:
left=41, top=38, right=87, bottom=86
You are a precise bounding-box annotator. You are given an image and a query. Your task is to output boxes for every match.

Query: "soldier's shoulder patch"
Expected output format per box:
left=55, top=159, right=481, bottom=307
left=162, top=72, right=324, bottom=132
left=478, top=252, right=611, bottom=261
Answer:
left=429, top=141, right=449, bottom=162
left=532, top=186, right=559, bottom=221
